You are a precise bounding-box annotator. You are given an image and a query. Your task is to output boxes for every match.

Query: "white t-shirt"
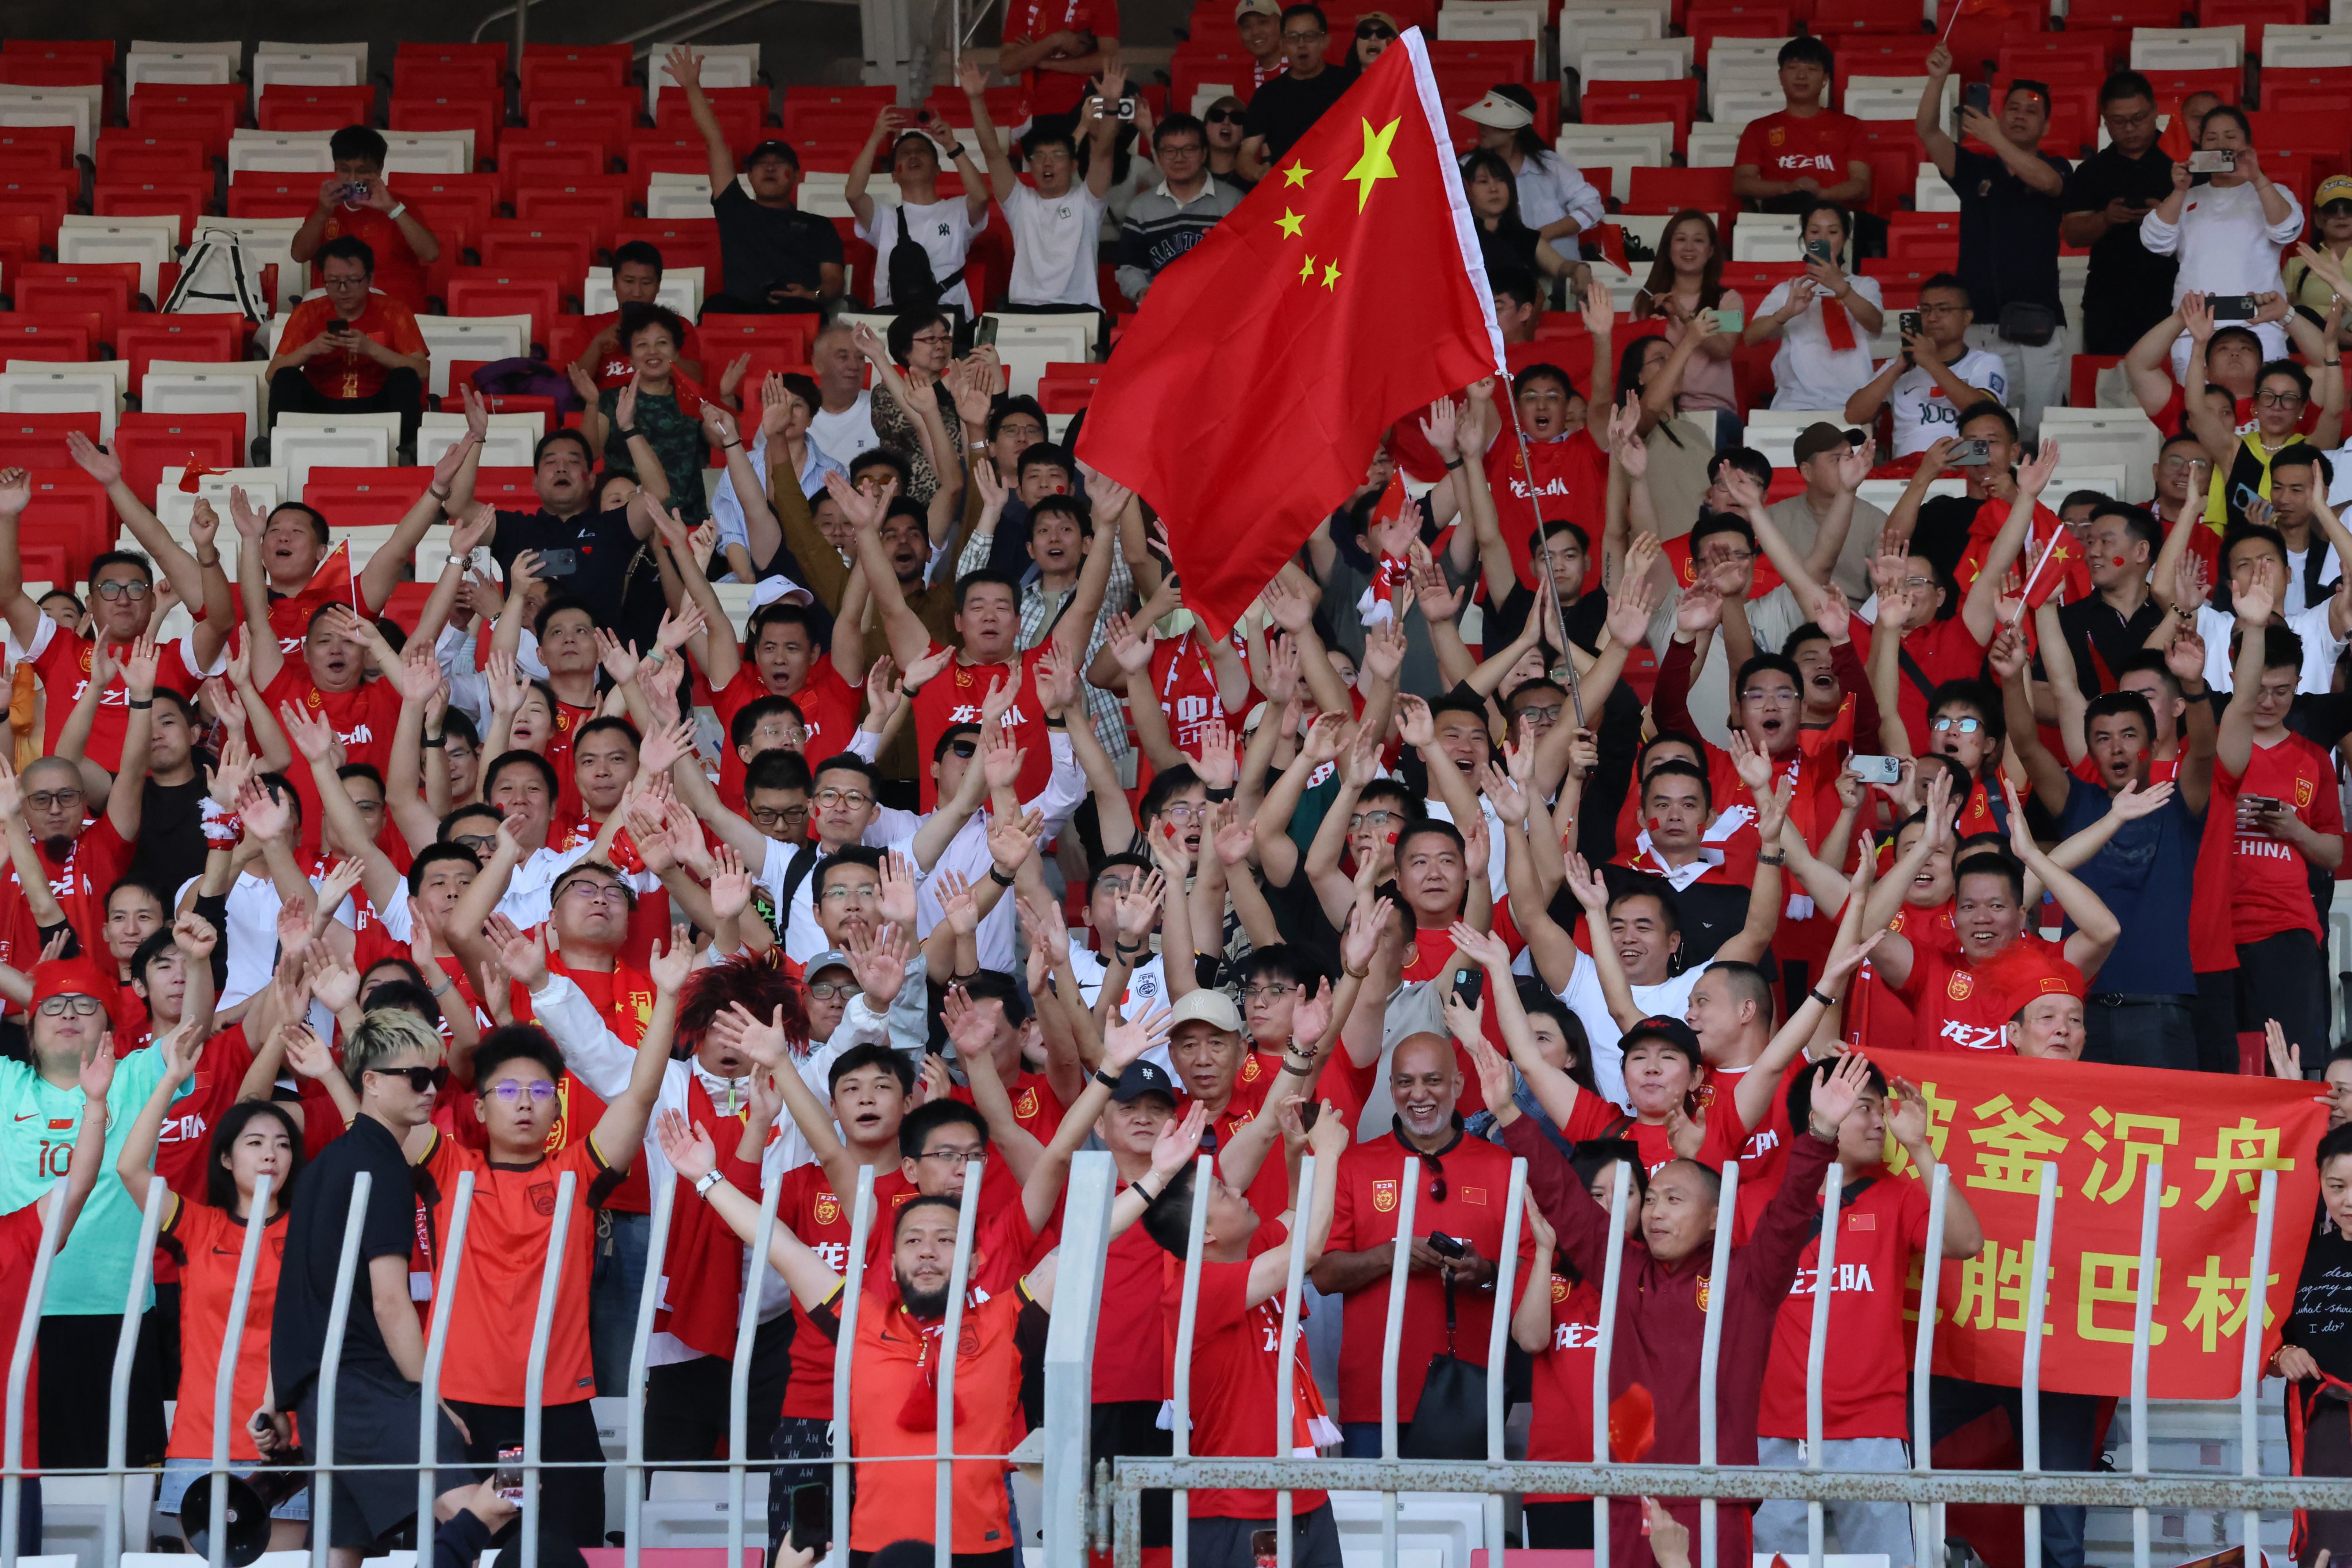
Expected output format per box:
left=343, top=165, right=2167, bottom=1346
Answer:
left=809, top=393, right=878, bottom=467
left=2287, top=542, right=2345, bottom=615
left=1758, top=275, right=1883, bottom=414
left=1003, top=181, right=1107, bottom=307
left=2195, top=600, right=2347, bottom=693
left=1069, top=944, right=1173, bottom=1073
left=1511, top=149, right=1605, bottom=235
left=1555, top=948, right=1708, bottom=1110
left=1887, top=345, right=2009, bottom=457
left=855, top=198, right=984, bottom=311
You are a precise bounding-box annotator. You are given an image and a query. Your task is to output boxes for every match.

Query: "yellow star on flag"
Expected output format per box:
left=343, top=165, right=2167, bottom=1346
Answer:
left=1299, top=253, right=1316, bottom=283
left=1276, top=208, right=1304, bottom=238
left=1322, top=260, right=1342, bottom=289
left=1283, top=161, right=1312, bottom=188
left=1344, top=117, right=1400, bottom=213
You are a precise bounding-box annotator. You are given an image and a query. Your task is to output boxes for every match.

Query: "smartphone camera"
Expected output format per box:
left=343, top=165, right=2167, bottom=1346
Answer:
left=1947, top=438, right=1994, bottom=466
left=495, top=1447, right=524, bottom=1503
left=2188, top=149, right=2237, bottom=173
left=1847, top=754, right=1905, bottom=785
left=1899, top=310, right=1923, bottom=339
left=789, top=1481, right=831, bottom=1554
left=2208, top=293, right=2259, bottom=321
left=1962, top=83, right=1991, bottom=114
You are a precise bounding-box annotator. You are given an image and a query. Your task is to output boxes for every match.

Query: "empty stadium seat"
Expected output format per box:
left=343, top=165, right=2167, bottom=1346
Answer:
left=112, top=411, right=252, bottom=497
left=269, top=414, right=398, bottom=497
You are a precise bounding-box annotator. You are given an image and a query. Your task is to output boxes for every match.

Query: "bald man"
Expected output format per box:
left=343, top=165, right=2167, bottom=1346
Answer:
left=1311, top=1033, right=1518, bottom=1454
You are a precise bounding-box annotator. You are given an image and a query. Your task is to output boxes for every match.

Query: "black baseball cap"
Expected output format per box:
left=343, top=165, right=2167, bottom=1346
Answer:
left=1620, top=1015, right=1703, bottom=1067
left=1111, top=1060, right=1179, bottom=1105
left=745, top=139, right=800, bottom=168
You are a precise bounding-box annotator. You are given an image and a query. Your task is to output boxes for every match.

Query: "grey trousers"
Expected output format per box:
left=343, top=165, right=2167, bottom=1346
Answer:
left=1967, top=323, right=2068, bottom=442
left=1752, top=1434, right=1916, bottom=1564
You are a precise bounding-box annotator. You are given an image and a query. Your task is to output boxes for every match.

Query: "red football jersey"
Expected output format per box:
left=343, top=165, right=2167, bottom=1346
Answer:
left=1756, top=1175, right=1933, bottom=1440
left=909, top=643, right=1052, bottom=811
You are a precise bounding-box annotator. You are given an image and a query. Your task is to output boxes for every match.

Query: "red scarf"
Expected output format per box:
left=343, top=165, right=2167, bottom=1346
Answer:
left=655, top=1073, right=758, bottom=1360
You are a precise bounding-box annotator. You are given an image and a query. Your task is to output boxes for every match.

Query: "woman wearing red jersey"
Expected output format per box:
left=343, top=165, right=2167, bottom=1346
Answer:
left=118, top=1022, right=308, bottom=1552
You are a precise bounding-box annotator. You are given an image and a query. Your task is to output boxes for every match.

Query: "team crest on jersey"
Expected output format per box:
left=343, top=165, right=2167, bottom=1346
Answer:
left=1013, top=1084, right=1039, bottom=1120
left=306, top=688, right=323, bottom=710
left=1373, top=1179, right=1399, bottom=1213
left=1947, top=970, right=1974, bottom=1001
left=78, top=646, right=94, bottom=674
left=1551, top=1276, right=1569, bottom=1303
left=1767, top=127, right=1786, bottom=146
left=1696, top=1273, right=1712, bottom=1310
left=953, top=666, right=974, bottom=689
left=530, top=1181, right=557, bottom=1216
left=1239, top=1053, right=1263, bottom=1083
left=2297, top=776, right=2316, bottom=808
left=557, top=709, right=573, bottom=733
left=814, top=1192, right=840, bottom=1225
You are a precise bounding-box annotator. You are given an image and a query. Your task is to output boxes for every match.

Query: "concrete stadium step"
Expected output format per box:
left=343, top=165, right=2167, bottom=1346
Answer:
left=2081, top=1388, right=2293, bottom=1568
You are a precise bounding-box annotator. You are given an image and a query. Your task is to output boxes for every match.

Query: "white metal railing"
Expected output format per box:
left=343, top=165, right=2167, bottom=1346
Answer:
left=0, top=1146, right=2305, bottom=1568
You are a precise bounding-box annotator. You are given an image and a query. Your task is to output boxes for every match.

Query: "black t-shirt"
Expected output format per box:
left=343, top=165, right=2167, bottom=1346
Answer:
left=711, top=184, right=845, bottom=306
left=2052, top=593, right=2165, bottom=696
left=1487, top=582, right=1609, bottom=654
left=130, top=774, right=211, bottom=899
left=271, top=1114, right=422, bottom=1405
left=1242, top=68, right=1352, bottom=161
left=1950, top=146, right=2070, bottom=318
left=491, top=505, right=666, bottom=657
left=2287, top=1212, right=2352, bottom=1383
left=2060, top=145, right=2182, bottom=353
left=1910, top=493, right=1986, bottom=584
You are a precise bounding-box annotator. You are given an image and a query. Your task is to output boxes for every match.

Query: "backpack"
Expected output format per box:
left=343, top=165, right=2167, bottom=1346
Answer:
left=887, top=205, right=962, bottom=309
left=164, top=226, right=268, bottom=321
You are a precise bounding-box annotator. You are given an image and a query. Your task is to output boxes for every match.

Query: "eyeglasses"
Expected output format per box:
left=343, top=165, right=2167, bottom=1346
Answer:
left=93, top=580, right=152, bottom=601
left=750, top=804, right=811, bottom=828
left=27, top=789, right=82, bottom=810
left=369, top=1064, right=451, bottom=1093
left=2159, top=455, right=2199, bottom=471
left=1240, top=981, right=1299, bottom=1002
left=561, top=879, right=630, bottom=905
left=1159, top=802, right=1207, bottom=824
left=1206, top=108, right=1243, bottom=124
left=322, top=273, right=370, bottom=288
left=806, top=980, right=856, bottom=1001
left=451, top=832, right=497, bottom=854
left=35, top=994, right=102, bottom=1018
left=1932, top=716, right=1984, bottom=733
left=1740, top=687, right=1798, bottom=704
left=2257, top=390, right=2308, bottom=408
left=916, top=1144, right=986, bottom=1164
left=821, top=882, right=880, bottom=905
left=1514, top=704, right=1564, bottom=724
left=814, top=787, right=874, bottom=810
left=909, top=331, right=953, bottom=347
left=488, top=1079, right=558, bottom=1104
left=1698, top=549, right=1754, bottom=567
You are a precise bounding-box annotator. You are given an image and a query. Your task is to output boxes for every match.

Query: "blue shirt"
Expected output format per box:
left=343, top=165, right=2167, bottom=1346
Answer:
left=2054, top=772, right=2202, bottom=997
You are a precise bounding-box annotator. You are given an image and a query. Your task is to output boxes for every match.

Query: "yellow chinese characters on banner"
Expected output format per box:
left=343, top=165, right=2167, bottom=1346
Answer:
left=1865, top=1048, right=2323, bottom=1399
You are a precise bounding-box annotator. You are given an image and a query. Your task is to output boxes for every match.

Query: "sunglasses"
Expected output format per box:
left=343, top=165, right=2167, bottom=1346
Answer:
left=369, top=1064, right=451, bottom=1093
left=1206, top=107, right=1243, bottom=124
left=1356, top=21, right=1395, bottom=36
left=948, top=738, right=979, bottom=759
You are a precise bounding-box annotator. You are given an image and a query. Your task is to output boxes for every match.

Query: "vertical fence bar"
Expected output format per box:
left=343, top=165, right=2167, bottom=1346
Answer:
left=1911, top=1165, right=1951, bottom=1563
left=731, top=1172, right=783, bottom=1568
left=1167, top=1156, right=1212, bottom=1568
left=310, top=1170, right=376, bottom=1568
left=519, top=1171, right=578, bottom=1568
left=1, top=1177, right=69, bottom=1568
left=2129, top=1162, right=2162, bottom=1568
left=418, top=1172, right=476, bottom=1561
left=1804, top=1163, right=1845, bottom=1568
left=1378, top=1158, right=1420, bottom=1568
left=1590, top=1162, right=1631, bottom=1566
left=1042, top=1154, right=1116, bottom=1568
left=623, top=1178, right=675, bottom=1568
left=104, top=1178, right=169, bottom=1568
left=2240, top=1169, right=2280, bottom=1561
left=832, top=1168, right=875, bottom=1568
left=2020, top=1162, right=2059, bottom=1568
left=934, top=1161, right=983, bottom=1568
left=207, top=1175, right=276, bottom=1568
left=1697, top=1163, right=1739, bottom=1568
left=1273, top=1154, right=1315, bottom=1568
left=1484, top=1162, right=1528, bottom=1563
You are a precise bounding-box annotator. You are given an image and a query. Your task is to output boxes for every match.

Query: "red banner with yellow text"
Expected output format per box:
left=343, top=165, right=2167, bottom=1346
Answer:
left=1864, top=1048, right=2322, bottom=1399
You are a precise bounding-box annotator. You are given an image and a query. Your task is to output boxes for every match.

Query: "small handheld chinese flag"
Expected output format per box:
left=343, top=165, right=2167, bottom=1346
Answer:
left=306, top=538, right=358, bottom=610
left=1076, top=29, right=1504, bottom=639
left=1608, top=1382, right=1657, bottom=1462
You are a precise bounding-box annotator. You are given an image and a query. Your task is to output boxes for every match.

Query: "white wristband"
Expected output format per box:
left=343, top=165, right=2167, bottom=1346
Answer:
left=388, top=202, right=408, bottom=221
left=695, top=1169, right=723, bottom=1195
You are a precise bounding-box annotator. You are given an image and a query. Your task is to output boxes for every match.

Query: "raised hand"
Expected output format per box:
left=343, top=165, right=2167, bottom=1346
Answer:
left=1445, top=918, right=1511, bottom=971
left=1808, top=1049, right=1874, bottom=1134
left=846, top=921, right=914, bottom=1005
left=497, top=920, right=550, bottom=993
left=988, top=808, right=1048, bottom=875
left=1562, top=849, right=1609, bottom=914
left=310, top=952, right=362, bottom=1015
left=879, top=849, right=920, bottom=927
left=708, top=845, right=754, bottom=921
left=647, top=923, right=696, bottom=993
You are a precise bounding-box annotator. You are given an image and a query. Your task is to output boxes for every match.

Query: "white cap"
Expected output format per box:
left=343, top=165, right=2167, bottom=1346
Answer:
left=1458, top=89, right=1534, bottom=130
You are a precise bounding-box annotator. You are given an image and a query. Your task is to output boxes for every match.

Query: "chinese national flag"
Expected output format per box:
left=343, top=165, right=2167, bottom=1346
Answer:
left=1075, top=30, right=1503, bottom=639
left=305, top=538, right=357, bottom=608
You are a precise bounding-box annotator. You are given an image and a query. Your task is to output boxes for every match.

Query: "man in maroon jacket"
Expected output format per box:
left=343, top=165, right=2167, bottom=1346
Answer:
left=1474, top=1040, right=1870, bottom=1568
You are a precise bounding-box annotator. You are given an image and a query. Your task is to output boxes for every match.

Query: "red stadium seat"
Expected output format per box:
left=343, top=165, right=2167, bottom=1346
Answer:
left=377, top=580, right=439, bottom=634
left=399, top=172, right=501, bottom=251
left=393, top=56, right=503, bottom=101
left=519, top=45, right=632, bottom=99
left=304, top=467, right=438, bottom=530
left=445, top=268, right=567, bottom=349
left=2140, top=67, right=2239, bottom=106
left=0, top=170, right=77, bottom=236
left=1624, top=167, right=1736, bottom=217
left=390, top=95, right=504, bottom=164
left=524, top=98, right=635, bottom=164
left=2261, top=69, right=2352, bottom=113
left=1998, top=32, right=2119, bottom=78
left=93, top=177, right=211, bottom=244
left=613, top=220, right=722, bottom=279
left=397, top=41, right=508, bottom=72
left=0, top=314, right=94, bottom=363
left=115, top=316, right=247, bottom=392
left=257, top=85, right=376, bottom=133
left=470, top=467, right=542, bottom=508
left=14, top=271, right=137, bottom=345
left=2053, top=0, right=2176, bottom=23
left=1832, top=37, right=1942, bottom=77
left=113, top=413, right=251, bottom=495
left=125, top=84, right=243, bottom=163
left=0, top=126, right=74, bottom=176
left=1038, top=363, right=1104, bottom=413
left=657, top=88, right=767, bottom=153
left=0, top=215, right=40, bottom=282
left=18, top=469, right=111, bottom=580
left=497, top=139, right=606, bottom=204
left=698, top=314, right=817, bottom=364
left=3, top=40, right=114, bottom=67
left=94, top=134, right=207, bottom=179
left=1579, top=80, right=1699, bottom=147
left=227, top=174, right=320, bottom=221
left=480, top=222, right=599, bottom=281
left=544, top=315, right=597, bottom=372
left=0, top=413, right=100, bottom=468
left=1886, top=213, right=1963, bottom=265
left=512, top=180, right=633, bottom=248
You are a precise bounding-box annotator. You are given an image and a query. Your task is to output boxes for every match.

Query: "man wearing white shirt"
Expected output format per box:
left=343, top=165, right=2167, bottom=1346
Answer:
left=809, top=325, right=879, bottom=461
left=1841, top=273, right=2009, bottom=456
left=966, top=54, right=1118, bottom=310
left=2152, top=516, right=2352, bottom=692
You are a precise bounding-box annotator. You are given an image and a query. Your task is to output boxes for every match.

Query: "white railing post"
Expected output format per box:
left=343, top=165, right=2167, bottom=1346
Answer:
left=418, top=1172, right=477, bottom=1561
left=934, top=1162, right=982, bottom=1568
left=623, top=1178, right=675, bottom=1568
left=1379, top=1157, right=1421, bottom=1568
left=104, top=1179, right=169, bottom=1568
left=2021, top=1162, right=2058, bottom=1568
left=1590, top=1163, right=1631, bottom=1565
left=1911, top=1165, right=1951, bottom=1561
left=1805, top=1163, right=1845, bottom=1568
left=1273, top=1154, right=1315, bottom=1568
left=207, top=1175, right=276, bottom=1568
left=1168, top=1155, right=1212, bottom=1568
left=2241, top=1169, right=2280, bottom=1561
left=519, top=1170, right=578, bottom=1568
left=1484, top=1161, right=1528, bottom=1562
left=831, top=1168, right=875, bottom=1568
left=1697, top=1163, right=1739, bottom=1568
left=310, top=1169, right=376, bottom=1568
left=729, top=1173, right=784, bottom=1568
left=1, top=1177, right=69, bottom=1568
left=2129, top=1162, right=2162, bottom=1568
left=1041, top=1153, right=1117, bottom=1568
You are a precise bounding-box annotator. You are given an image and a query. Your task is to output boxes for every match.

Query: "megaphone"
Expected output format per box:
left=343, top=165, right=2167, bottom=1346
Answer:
left=184, top=1463, right=309, bottom=1567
